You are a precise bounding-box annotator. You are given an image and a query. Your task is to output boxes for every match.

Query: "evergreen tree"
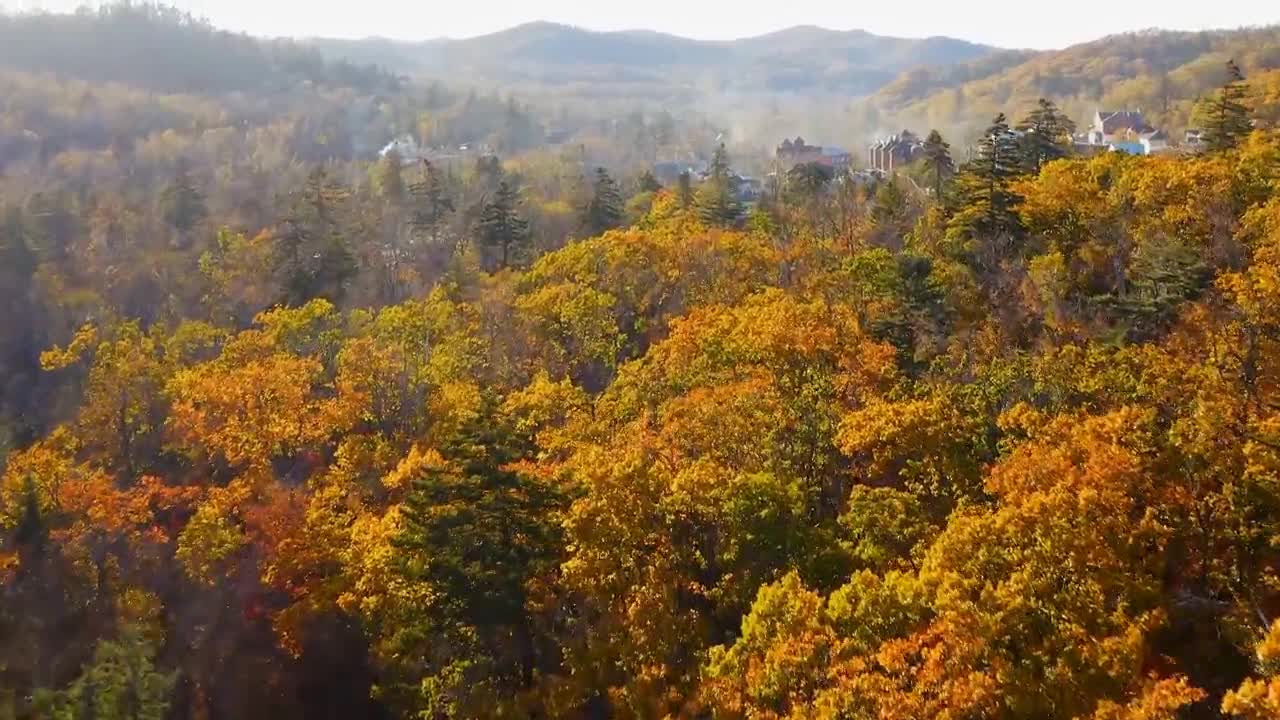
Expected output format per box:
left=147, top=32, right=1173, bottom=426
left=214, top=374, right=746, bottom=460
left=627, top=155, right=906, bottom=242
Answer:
left=390, top=400, right=564, bottom=716
left=477, top=180, right=529, bottom=270
left=1109, top=235, right=1209, bottom=341
left=867, top=178, right=913, bottom=250
left=676, top=171, right=694, bottom=210
left=946, top=113, right=1026, bottom=263
left=709, top=142, right=732, bottom=180
left=1016, top=98, right=1076, bottom=172
left=13, top=475, right=46, bottom=553
left=785, top=162, right=833, bottom=202
left=0, top=204, right=34, bottom=261
left=636, top=169, right=662, bottom=194
left=0, top=209, right=38, bottom=448
left=33, top=619, right=175, bottom=720
left=871, top=178, right=908, bottom=229
left=696, top=143, right=742, bottom=227
left=23, top=191, right=77, bottom=265
left=271, top=167, right=357, bottom=306
left=408, top=160, right=455, bottom=249
left=580, top=167, right=625, bottom=237
left=159, top=160, right=206, bottom=233
left=372, top=151, right=406, bottom=203
left=696, top=181, right=743, bottom=228
left=1195, top=60, right=1253, bottom=152
left=0, top=207, right=36, bottom=304
left=921, top=130, right=955, bottom=198
left=472, top=155, right=505, bottom=195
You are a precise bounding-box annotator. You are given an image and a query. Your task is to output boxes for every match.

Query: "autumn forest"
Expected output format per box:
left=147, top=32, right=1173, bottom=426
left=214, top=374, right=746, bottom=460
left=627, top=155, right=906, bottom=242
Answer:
left=5, top=4, right=1280, bottom=720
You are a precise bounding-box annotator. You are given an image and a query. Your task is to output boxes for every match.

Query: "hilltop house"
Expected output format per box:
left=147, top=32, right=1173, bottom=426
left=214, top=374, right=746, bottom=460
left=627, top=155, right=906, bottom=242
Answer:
left=777, top=137, right=853, bottom=173
left=1081, top=110, right=1169, bottom=156
left=867, top=130, right=925, bottom=173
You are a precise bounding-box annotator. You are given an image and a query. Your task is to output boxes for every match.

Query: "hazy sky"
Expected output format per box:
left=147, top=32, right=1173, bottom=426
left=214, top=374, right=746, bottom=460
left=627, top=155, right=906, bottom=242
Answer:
left=10, top=0, right=1280, bottom=49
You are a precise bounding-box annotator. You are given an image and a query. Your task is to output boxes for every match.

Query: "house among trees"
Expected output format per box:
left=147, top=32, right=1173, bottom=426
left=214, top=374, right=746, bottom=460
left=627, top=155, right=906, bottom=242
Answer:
left=776, top=137, right=853, bottom=173
left=653, top=158, right=710, bottom=186
left=866, top=130, right=925, bottom=172
left=379, top=134, right=496, bottom=167
left=1080, top=109, right=1169, bottom=155
left=379, top=134, right=426, bottom=163
left=735, top=174, right=764, bottom=202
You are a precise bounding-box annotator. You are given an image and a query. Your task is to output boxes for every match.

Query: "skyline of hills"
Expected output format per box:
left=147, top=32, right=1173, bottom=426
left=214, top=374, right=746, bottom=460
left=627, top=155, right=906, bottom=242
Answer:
left=1, top=5, right=1277, bottom=149
left=305, top=19, right=1280, bottom=143
left=308, top=20, right=1001, bottom=98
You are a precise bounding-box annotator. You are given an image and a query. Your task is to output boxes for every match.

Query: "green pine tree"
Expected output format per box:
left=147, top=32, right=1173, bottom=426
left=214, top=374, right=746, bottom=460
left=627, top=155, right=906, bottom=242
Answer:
left=709, top=142, right=732, bottom=180
left=0, top=207, right=36, bottom=301
left=13, top=475, right=46, bottom=553
left=477, top=180, right=529, bottom=270
left=372, top=151, right=406, bottom=203
left=871, top=178, right=907, bottom=228
left=1015, top=98, right=1076, bottom=172
left=33, top=621, right=176, bottom=720
left=580, top=167, right=625, bottom=236
left=696, top=144, right=742, bottom=227
left=158, top=160, right=206, bottom=233
left=1195, top=60, right=1253, bottom=152
left=0, top=208, right=37, bottom=452
left=695, top=181, right=743, bottom=227
left=389, top=400, right=565, bottom=717
left=784, top=162, right=833, bottom=202
left=23, top=191, right=77, bottom=265
left=676, top=171, right=694, bottom=210
left=271, top=167, right=357, bottom=306
left=408, top=160, right=455, bottom=249
left=636, top=169, right=662, bottom=194
left=1108, top=235, right=1209, bottom=341
left=921, top=130, right=955, bottom=199
left=946, top=114, right=1026, bottom=266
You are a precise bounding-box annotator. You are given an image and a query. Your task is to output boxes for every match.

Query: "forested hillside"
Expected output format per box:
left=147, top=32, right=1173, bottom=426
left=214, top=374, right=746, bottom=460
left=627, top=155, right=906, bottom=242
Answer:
left=864, top=27, right=1280, bottom=139
left=0, top=4, right=399, bottom=94
left=311, top=23, right=1280, bottom=149
left=6, top=4, right=1280, bottom=720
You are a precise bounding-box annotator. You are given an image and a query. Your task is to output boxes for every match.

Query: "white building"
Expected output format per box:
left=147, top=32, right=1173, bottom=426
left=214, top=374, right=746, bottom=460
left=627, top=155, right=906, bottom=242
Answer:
left=379, top=135, right=425, bottom=164
left=1081, top=110, right=1170, bottom=156
left=1140, top=131, right=1169, bottom=155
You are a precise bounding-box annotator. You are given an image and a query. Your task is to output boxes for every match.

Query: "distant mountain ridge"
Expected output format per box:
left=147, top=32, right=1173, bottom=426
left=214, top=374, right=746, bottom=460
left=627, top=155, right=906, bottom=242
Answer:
left=3, top=5, right=1274, bottom=148
left=311, top=21, right=1001, bottom=96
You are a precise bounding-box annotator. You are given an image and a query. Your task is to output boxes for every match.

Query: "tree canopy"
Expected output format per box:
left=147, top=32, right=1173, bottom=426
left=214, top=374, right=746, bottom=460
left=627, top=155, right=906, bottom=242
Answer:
left=4, top=7, right=1280, bottom=720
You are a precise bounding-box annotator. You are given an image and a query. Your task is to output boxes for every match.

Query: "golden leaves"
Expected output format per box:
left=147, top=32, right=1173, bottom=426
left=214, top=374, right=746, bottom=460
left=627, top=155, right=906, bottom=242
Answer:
left=1084, top=677, right=1205, bottom=720
left=167, top=350, right=346, bottom=471
left=702, top=573, right=835, bottom=719
left=1222, top=621, right=1280, bottom=719
left=381, top=445, right=448, bottom=493
left=39, top=322, right=98, bottom=371
left=0, top=427, right=80, bottom=529
left=175, top=482, right=250, bottom=585
left=1222, top=678, right=1280, bottom=720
